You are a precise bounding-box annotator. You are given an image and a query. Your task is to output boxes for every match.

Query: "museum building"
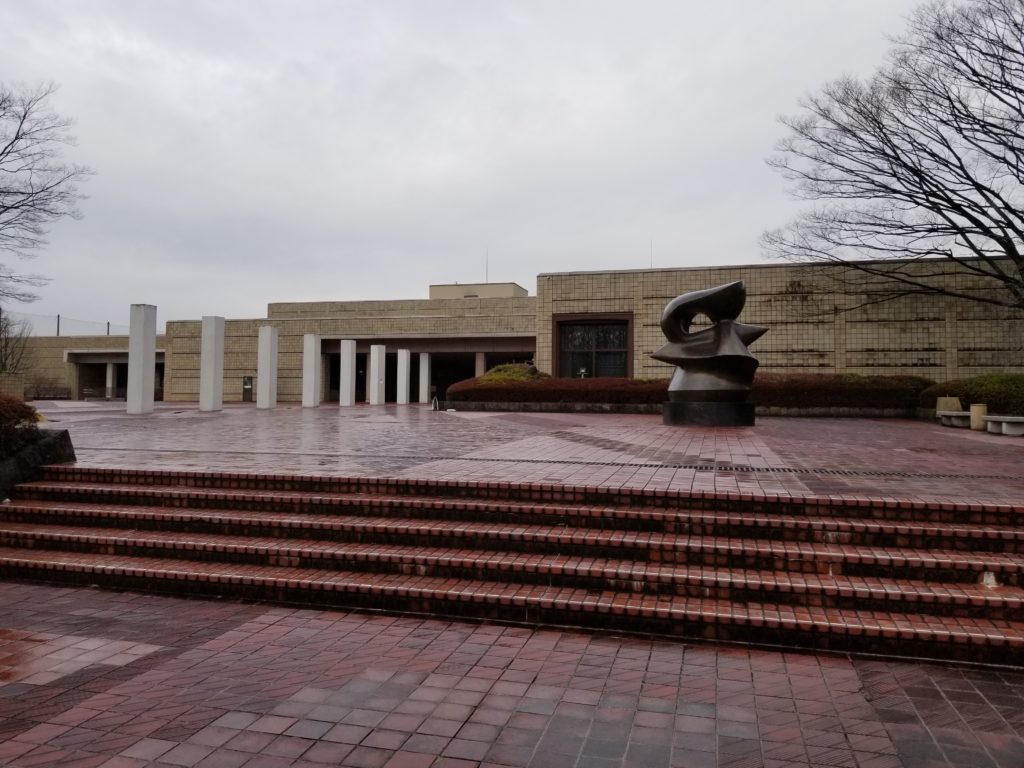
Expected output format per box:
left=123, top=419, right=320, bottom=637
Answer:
left=14, top=260, right=1024, bottom=403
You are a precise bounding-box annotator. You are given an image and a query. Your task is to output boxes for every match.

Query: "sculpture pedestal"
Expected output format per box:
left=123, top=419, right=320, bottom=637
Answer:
left=662, top=401, right=755, bottom=427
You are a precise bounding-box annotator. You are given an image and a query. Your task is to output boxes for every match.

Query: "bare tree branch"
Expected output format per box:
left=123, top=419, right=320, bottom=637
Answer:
left=0, top=308, right=30, bottom=373
left=0, top=82, right=92, bottom=303
left=763, top=0, right=1024, bottom=312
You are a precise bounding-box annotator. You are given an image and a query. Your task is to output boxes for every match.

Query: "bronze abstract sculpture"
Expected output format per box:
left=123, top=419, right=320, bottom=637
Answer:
left=652, top=281, right=767, bottom=426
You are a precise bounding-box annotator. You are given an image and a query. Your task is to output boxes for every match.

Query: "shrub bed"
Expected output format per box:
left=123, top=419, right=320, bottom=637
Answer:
left=447, top=371, right=934, bottom=410
left=920, top=373, right=1024, bottom=416
left=0, top=394, right=40, bottom=459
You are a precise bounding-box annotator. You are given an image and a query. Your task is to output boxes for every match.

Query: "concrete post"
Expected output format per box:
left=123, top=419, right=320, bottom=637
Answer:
left=475, top=351, right=487, bottom=378
left=369, top=344, right=386, bottom=405
left=339, top=340, right=357, bottom=407
left=970, top=403, right=988, bottom=431
left=418, top=353, right=431, bottom=404
left=302, top=334, right=321, bottom=407
left=364, top=363, right=372, bottom=404
left=396, top=349, right=411, bottom=405
left=256, top=325, right=279, bottom=409
left=105, top=363, right=115, bottom=400
left=199, top=315, right=225, bottom=412
left=127, top=304, right=156, bottom=415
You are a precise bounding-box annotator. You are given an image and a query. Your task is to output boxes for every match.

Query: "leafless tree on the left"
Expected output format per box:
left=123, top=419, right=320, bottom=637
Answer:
left=0, top=83, right=91, bottom=303
left=0, top=309, right=30, bottom=374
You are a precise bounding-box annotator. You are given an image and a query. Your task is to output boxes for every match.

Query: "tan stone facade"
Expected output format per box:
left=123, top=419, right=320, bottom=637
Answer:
left=16, top=263, right=1024, bottom=403
left=535, top=262, right=1024, bottom=379
left=165, top=295, right=536, bottom=403
left=19, top=334, right=167, bottom=400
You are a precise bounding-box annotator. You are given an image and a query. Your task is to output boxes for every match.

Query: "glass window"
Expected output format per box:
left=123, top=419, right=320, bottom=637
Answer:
left=557, top=321, right=629, bottom=377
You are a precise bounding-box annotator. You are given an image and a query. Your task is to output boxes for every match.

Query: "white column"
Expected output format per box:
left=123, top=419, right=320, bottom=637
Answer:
left=256, top=325, right=279, bottom=409
left=396, top=349, right=411, bottom=405
left=418, top=353, right=431, bottom=404
left=339, top=340, right=357, bottom=406
left=475, top=351, right=487, bottom=378
left=199, top=315, right=225, bottom=412
left=105, top=363, right=115, bottom=400
left=302, top=334, right=322, bottom=407
left=127, top=304, right=156, bottom=415
left=368, top=344, right=386, bottom=405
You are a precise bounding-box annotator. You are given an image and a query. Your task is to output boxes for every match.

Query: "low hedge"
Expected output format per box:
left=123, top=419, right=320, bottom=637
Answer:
left=0, top=394, right=41, bottom=459
left=447, top=372, right=934, bottom=410
left=920, top=373, right=1024, bottom=416
left=753, top=374, right=933, bottom=410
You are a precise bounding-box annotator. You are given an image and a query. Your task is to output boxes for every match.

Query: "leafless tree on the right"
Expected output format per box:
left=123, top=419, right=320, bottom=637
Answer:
left=763, top=0, right=1024, bottom=313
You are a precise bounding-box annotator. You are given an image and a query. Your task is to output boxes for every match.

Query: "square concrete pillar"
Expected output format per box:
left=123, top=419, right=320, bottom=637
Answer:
left=369, top=344, right=386, bottom=405
left=302, top=334, right=322, bottom=408
left=339, top=340, right=357, bottom=407
left=199, top=315, right=225, bottom=412
left=256, top=325, right=279, bottom=409
left=418, top=353, right=431, bottom=404
left=105, top=363, right=116, bottom=400
left=475, top=352, right=487, bottom=378
left=396, top=349, right=411, bottom=405
left=127, top=304, right=156, bottom=415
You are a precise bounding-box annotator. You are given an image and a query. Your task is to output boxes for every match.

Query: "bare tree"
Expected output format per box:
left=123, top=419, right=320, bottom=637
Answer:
left=0, top=307, right=30, bottom=374
left=1, top=83, right=91, bottom=303
left=763, top=0, right=1024, bottom=312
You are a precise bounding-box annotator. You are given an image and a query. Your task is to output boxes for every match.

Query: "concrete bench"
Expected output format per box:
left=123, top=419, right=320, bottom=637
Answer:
left=984, top=415, right=1024, bottom=436
left=937, top=410, right=971, bottom=428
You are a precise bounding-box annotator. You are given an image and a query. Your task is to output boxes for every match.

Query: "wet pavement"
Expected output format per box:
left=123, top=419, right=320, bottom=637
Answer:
left=0, top=402, right=1020, bottom=766
left=35, top=401, right=1024, bottom=506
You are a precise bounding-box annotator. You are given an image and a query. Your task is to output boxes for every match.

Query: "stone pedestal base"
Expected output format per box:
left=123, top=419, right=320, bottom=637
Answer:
left=662, top=401, right=755, bottom=426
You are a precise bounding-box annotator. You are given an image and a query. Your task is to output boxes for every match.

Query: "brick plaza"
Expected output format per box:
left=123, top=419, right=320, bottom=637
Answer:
left=0, top=404, right=1021, bottom=767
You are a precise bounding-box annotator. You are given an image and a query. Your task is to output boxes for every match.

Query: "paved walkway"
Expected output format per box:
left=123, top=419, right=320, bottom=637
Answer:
left=0, top=402, right=1019, bottom=767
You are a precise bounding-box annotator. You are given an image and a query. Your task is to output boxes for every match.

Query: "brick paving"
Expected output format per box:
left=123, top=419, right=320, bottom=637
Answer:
left=0, top=402, right=1019, bottom=766
left=0, top=582, right=1022, bottom=768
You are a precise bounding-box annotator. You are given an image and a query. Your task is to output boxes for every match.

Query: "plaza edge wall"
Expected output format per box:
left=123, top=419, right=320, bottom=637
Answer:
left=534, top=263, right=1024, bottom=380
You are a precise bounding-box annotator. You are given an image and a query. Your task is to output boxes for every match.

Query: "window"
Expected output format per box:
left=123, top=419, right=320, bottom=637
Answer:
left=556, top=318, right=630, bottom=377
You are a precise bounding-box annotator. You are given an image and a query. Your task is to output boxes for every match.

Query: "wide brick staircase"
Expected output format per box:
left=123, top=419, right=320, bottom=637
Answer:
left=1, top=465, right=1022, bottom=664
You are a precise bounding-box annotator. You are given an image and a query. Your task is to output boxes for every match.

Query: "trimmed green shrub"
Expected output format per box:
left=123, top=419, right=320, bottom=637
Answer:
left=920, top=374, right=1024, bottom=416
left=446, top=372, right=933, bottom=409
left=0, top=394, right=40, bottom=458
left=478, top=363, right=549, bottom=384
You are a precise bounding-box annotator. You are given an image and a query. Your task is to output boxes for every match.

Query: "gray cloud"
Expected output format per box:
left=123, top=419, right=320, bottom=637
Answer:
left=1, top=0, right=923, bottom=326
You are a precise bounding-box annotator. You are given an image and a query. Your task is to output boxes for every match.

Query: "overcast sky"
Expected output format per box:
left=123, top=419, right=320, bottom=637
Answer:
left=2, top=0, right=925, bottom=327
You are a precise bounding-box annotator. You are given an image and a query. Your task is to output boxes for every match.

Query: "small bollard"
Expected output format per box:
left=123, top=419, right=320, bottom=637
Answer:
left=970, top=403, right=988, bottom=431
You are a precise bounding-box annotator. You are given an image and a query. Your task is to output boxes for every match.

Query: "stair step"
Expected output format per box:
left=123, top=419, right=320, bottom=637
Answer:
left=1, top=548, right=1021, bottom=663
left=1, top=523, right=1019, bottom=617
left=6, top=496, right=1024, bottom=551
left=2, top=506, right=1020, bottom=582
left=32, top=466, right=1024, bottom=526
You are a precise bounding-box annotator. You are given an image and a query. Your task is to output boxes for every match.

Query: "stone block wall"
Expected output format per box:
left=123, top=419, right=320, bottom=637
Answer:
left=0, top=374, right=25, bottom=399
left=164, top=296, right=537, bottom=403
left=19, top=335, right=166, bottom=399
left=535, top=263, right=1024, bottom=380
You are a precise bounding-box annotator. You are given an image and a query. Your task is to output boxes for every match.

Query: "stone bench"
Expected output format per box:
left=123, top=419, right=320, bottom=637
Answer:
left=984, top=415, right=1024, bottom=436
left=937, top=410, right=971, bottom=428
